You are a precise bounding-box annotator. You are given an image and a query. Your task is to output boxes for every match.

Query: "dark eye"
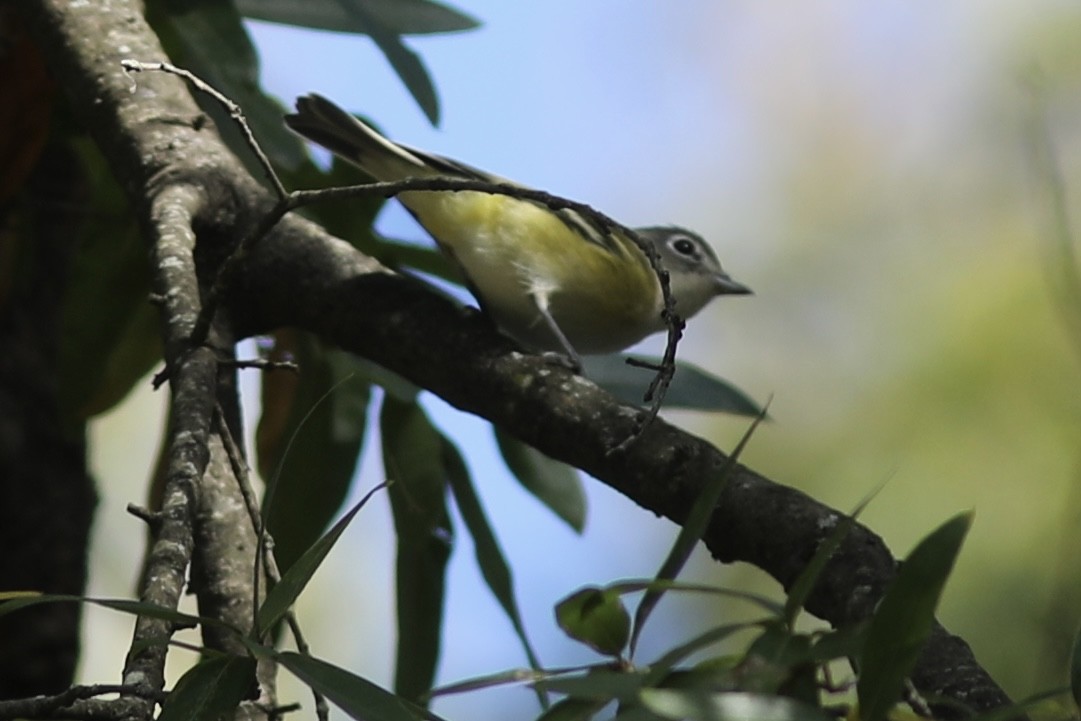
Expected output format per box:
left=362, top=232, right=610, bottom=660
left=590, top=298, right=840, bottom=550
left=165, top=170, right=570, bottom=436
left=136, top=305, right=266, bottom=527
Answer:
left=671, top=236, right=697, bottom=256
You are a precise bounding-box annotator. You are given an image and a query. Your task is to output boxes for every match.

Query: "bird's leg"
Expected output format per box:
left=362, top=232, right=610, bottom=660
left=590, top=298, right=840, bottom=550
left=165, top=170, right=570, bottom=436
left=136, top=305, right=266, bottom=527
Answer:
left=530, top=290, right=583, bottom=373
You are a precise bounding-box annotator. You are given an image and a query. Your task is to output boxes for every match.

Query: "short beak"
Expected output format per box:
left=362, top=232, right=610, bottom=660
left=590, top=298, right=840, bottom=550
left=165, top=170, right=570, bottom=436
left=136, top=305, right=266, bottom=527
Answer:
left=714, top=273, right=753, bottom=296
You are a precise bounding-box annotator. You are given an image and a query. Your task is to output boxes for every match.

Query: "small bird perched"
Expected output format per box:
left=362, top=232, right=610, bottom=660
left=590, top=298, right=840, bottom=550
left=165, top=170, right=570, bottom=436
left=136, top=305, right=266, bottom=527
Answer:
left=285, top=94, right=750, bottom=369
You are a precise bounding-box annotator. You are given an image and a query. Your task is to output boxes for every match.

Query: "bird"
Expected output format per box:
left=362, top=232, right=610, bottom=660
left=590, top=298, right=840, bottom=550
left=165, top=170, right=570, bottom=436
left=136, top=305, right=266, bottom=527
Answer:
left=285, top=94, right=750, bottom=370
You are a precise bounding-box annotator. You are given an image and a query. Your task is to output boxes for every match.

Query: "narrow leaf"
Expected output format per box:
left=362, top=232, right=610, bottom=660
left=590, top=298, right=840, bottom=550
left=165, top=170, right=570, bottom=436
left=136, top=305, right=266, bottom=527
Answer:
left=260, top=338, right=371, bottom=574
left=495, top=428, right=586, bottom=532
left=629, top=406, right=768, bottom=657
left=644, top=622, right=760, bottom=686
left=336, top=0, right=441, bottom=124
left=279, top=651, right=441, bottom=721
left=346, top=0, right=479, bottom=34
left=444, top=439, right=543, bottom=671
left=257, top=481, right=387, bottom=634
left=808, top=623, right=868, bottom=663
left=237, top=0, right=480, bottom=35
left=583, top=355, right=763, bottom=416
left=381, top=397, right=454, bottom=701
left=536, top=669, right=647, bottom=702
left=149, top=1, right=308, bottom=170
left=856, top=512, right=973, bottom=721
left=427, top=667, right=546, bottom=699
left=0, top=594, right=234, bottom=634
left=158, top=656, right=257, bottom=721
left=535, top=696, right=609, bottom=721
left=639, top=690, right=834, bottom=721
left=598, top=578, right=782, bottom=617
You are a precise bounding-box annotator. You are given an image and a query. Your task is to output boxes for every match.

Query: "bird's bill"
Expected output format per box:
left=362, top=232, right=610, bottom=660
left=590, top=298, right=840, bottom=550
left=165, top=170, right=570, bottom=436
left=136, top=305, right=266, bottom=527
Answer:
left=714, top=273, right=753, bottom=295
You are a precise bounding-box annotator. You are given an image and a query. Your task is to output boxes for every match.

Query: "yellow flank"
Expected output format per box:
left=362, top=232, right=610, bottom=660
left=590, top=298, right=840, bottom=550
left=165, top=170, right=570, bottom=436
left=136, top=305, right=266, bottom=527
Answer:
left=398, top=188, right=664, bottom=353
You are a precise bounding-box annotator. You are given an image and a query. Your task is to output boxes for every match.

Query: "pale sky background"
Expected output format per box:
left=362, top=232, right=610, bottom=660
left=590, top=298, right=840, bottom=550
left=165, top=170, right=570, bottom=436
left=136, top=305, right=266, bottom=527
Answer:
left=81, top=3, right=1081, bottom=720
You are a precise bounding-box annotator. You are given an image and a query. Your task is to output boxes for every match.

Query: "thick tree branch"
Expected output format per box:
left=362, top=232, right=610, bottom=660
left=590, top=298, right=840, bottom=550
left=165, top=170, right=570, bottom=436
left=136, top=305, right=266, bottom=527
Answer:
left=22, top=0, right=268, bottom=715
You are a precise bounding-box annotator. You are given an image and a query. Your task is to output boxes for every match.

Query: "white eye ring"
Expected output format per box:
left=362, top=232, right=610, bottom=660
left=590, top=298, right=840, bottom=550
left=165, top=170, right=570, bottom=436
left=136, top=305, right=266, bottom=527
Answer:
left=670, top=235, right=698, bottom=257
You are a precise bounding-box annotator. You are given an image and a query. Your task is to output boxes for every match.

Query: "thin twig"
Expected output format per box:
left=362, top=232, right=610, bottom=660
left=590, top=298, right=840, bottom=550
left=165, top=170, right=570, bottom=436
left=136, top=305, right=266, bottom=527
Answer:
left=120, top=60, right=288, bottom=200
left=125, top=503, right=163, bottom=530
left=902, top=679, right=935, bottom=718
left=212, top=406, right=330, bottom=721
left=226, top=358, right=301, bottom=374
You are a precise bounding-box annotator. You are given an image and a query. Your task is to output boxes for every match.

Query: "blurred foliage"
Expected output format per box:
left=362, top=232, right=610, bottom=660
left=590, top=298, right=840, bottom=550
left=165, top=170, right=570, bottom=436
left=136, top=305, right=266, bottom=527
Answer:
left=4, top=498, right=1035, bottom=721
left=697, top=6, right=1081, bottom=704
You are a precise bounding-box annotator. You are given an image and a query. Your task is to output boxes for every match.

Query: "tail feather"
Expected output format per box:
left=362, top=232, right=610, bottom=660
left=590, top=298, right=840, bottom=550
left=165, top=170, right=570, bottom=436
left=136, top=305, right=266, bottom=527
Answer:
left=286, top=94, right=492, bottom=182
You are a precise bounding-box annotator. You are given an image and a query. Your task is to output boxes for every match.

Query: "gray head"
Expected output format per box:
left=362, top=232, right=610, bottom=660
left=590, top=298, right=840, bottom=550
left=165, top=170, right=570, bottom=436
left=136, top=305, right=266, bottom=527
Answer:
left=634, top=226, right=751, bottom=320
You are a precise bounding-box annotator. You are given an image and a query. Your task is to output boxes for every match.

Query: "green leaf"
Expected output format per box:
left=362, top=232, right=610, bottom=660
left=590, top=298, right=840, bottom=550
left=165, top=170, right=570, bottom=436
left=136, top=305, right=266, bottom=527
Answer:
left=261, top=337, right=371, bottom=573
left=346, top=0, right=479, bottom=34
left=0, top=591, right=40, bottom=602
left=148, top=0, right=308, bottom=171
left=237, top=0, right=480, bottom=35
left=807, top=623, right=868, bottom=663
left=427, top=667, right=547, bottom=699
left=856, top=512, right=973, bottom=721
left=639, top=690, right=834, bottom=721
left=494, top=428, right=586, bottom=533
left=0, top=594, right=234, bottom=634
left=380, top=397, right=454, bottom=701
left=535, top=696, right=609, bottom=721
left=444, top=439, right=543, bottom=671
left=536, top=669, right=647, bottom=702
left=336, top=0, right=441, bottom=124
left=644, top=622, right=762, bottom=686
left=629, top=407, right=768, bottom=657
left=744, top=624, right=818, bottom=701
left=279, top=651, right=442, bottom=721
left=56, top=138, right=158, bottom=421
left=582, top=355, right=763, bottom=416
left=158, top=656, right=257, bottom=721
left=555, top=587, right=630, bottom=658
left=597, top=579, right=783, bottom=617
left=257, top=481, right=387, bottom=635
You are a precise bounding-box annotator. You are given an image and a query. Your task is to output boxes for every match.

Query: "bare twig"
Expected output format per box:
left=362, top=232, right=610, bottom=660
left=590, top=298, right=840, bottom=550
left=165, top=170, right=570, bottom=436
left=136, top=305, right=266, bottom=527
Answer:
left=125, top=503, right=163, bottom=531
left=120, top=60, right=288, bottom=200
left=212, top=406, right=330, bottom=721
left=226, top=358, right=301, bottom=374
